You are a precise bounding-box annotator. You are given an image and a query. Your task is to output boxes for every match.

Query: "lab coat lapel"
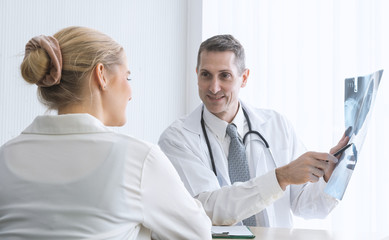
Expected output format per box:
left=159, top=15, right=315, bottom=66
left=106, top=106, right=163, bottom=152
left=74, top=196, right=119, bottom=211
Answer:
left=241, top=102, right=284, bottom=168
left=182, top=105, right=203, bottom=135
left=182, top=104, right=232, bottom=187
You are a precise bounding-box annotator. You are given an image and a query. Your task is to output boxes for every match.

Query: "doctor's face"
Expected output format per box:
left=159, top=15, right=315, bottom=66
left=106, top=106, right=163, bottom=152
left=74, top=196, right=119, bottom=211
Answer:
left=197, top=51, right=248, bottom=122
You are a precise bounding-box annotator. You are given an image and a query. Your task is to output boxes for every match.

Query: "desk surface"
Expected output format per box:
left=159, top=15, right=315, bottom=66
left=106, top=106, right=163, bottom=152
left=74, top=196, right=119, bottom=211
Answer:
left=247, top=227, right=332, bottom=240
left=215, top=227, right=385, bottom=240
left=220, top=227, right=332, bottom=240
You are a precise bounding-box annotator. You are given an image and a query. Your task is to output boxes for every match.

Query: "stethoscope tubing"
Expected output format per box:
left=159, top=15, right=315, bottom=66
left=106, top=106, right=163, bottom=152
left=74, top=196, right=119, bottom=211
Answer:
left=201, top=105, right=271, bottom=176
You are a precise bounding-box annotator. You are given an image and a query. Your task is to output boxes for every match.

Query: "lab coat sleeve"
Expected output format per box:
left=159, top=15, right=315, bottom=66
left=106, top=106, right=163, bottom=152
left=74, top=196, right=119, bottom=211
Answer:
left=290, top=179, right=338, bottom=219
left=140, top=145, right=212, bottom=240
left=196, top=170, right=284, bottom=226
left=286, top=118, right=339, bottom=219
left=159, top=129, right=284, bottom=226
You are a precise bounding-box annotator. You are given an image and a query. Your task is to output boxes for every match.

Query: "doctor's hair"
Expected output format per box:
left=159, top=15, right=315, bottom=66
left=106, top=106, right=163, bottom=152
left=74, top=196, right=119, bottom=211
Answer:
left=20, top=26, right=124, bottom=110
left=196, top=34, right=246, bottom=75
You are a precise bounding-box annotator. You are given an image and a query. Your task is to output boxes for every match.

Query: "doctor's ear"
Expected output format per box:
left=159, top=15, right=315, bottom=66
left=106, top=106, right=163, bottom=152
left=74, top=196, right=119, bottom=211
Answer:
left=94, top=63, right=108, bottom=91
left=241, top=69, right=250, bottom=88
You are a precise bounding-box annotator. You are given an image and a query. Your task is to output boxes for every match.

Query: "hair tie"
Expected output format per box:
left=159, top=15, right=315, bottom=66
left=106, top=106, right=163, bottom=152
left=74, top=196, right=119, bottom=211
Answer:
left=25, top=35, right=62, bottom=87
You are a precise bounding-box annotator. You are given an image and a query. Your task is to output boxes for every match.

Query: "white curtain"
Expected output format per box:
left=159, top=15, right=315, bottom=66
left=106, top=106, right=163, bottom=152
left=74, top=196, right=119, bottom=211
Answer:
left=196, top=0, right=389, bottom=238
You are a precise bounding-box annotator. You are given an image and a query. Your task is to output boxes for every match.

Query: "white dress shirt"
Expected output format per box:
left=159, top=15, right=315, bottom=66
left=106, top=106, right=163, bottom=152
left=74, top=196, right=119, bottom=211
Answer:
left=203, top=105, right=269, bottom=226
left=202, top=103, right=245, bottom=160
left=158, top=101, right=338, bottom=227
left=0, top=114, right=211, bottom=240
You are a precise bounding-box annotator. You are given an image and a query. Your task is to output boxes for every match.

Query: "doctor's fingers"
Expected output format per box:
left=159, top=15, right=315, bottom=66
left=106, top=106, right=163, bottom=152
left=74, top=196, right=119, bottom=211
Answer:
left=299, top=166, right=323, bottom=183
left=310, top=166, right=325, bottom=179
left=292, top=166, right=322, bottom=184
left=308, top=152, right=338, bottom=164
left=330, top=135, right=350, bottom=156
left=308, top=173, right=320, bottom=183
left=285, top=160, right=325, bottom=183
left=311, top=158, right=332, bottom=172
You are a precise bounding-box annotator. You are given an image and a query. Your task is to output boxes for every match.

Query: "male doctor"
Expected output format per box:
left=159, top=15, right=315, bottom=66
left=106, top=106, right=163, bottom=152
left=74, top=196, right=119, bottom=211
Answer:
left=158, top=35, right=348, bottom=227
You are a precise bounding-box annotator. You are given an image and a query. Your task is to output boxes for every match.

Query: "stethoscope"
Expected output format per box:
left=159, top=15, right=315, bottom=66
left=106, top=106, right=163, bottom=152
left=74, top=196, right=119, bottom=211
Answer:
left=200, top=105, right=274, bottom=176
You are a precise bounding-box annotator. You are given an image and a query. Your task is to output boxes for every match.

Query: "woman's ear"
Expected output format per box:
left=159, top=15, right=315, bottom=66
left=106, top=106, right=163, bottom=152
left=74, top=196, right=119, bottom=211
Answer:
left=94, top=63, right=107, bottom=91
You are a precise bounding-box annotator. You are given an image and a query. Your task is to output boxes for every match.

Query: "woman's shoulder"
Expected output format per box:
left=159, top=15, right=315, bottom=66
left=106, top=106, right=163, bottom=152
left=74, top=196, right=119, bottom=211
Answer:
left=110, top=132, right=156, bottom=153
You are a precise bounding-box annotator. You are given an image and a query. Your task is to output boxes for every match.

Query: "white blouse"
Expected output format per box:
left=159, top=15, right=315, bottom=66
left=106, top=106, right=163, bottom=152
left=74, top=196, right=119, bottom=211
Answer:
left=0, top=114, right=211, bottom=240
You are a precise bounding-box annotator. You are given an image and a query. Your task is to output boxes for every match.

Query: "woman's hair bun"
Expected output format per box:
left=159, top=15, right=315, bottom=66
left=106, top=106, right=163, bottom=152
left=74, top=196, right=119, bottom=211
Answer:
left=20, top=35, right=62, bottom=87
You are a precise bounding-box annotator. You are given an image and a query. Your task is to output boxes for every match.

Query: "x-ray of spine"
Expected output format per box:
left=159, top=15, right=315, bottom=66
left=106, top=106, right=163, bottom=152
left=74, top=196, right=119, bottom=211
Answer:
left=325, top=69, right=383, bottom=200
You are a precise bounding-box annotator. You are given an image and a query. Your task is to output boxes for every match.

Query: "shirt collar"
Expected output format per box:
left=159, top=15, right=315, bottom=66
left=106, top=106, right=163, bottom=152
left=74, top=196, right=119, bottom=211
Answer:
left=22, top=114, right=111, bottom=135
left=203, top=103, right=245, bottom=142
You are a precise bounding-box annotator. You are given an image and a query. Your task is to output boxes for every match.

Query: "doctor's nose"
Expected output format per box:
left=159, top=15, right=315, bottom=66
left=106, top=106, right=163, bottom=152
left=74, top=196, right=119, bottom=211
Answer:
left=209, top=78, right=221, bottom=94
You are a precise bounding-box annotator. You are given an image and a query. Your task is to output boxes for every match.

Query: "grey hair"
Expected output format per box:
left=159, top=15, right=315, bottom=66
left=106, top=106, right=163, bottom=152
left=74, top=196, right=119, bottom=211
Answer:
left=196, top=34, right=246, bottom=74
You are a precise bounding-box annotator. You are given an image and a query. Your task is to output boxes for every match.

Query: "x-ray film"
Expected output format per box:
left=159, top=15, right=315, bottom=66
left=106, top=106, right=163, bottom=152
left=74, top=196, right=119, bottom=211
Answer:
left=325, top=69, right=383, bottom=200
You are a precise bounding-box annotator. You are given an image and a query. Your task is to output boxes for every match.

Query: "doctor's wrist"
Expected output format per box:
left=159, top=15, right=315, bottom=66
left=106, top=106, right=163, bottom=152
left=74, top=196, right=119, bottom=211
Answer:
left=275, top=166, right=289, bottom=191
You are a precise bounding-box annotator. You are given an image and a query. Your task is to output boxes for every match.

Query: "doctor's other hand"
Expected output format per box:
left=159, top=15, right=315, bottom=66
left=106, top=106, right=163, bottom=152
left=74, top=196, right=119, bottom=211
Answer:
left=323, top=134, right=350, bottom=182
left=275, top=152, right=338, bottom=191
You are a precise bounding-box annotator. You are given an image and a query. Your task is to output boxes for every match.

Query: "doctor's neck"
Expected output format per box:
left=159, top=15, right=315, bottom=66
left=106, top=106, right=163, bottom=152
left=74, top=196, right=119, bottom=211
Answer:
left=209, top=102, right=240, bottom=123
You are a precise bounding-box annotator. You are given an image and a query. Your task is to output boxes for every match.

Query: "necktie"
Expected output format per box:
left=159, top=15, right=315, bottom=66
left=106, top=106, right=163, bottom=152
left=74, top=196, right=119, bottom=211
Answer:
left=226, top=123, right=257, bottom=226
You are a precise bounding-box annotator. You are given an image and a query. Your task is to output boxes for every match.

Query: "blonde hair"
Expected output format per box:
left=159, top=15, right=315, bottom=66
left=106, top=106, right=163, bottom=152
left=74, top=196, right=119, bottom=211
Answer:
left=20, top=26, right=124, bottom=110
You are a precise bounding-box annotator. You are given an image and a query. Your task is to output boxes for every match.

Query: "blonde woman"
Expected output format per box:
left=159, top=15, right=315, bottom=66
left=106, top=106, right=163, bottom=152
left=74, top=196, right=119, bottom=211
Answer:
left=0, top=26, right=211, bottom=240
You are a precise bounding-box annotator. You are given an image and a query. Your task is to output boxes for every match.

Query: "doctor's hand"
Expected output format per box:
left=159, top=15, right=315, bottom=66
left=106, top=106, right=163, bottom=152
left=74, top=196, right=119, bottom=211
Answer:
left=275, top=152, right=338, bottom=191
left=324, top=134, right=350, bottom=182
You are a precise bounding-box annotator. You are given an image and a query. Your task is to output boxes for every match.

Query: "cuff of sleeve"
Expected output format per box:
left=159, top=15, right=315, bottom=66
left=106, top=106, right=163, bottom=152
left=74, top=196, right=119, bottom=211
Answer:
left=252, top=169, right=284, bottom=204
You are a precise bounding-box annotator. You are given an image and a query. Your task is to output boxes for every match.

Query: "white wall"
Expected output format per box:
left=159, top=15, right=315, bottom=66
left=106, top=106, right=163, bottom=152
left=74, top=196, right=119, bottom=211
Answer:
left=0, top=0, right=190, bottom=145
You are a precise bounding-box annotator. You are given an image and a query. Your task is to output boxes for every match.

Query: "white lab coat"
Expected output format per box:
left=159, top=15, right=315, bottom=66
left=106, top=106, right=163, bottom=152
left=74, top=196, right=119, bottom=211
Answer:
left=158, top=102, right=338, bottom=227
left=0, top=114, right=211, bottom=240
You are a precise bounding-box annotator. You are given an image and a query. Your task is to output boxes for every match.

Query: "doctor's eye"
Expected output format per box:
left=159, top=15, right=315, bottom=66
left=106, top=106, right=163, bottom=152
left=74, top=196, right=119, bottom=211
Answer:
left=220, top=72, right=232, bottom=79
left=127, top=78, right=132, bottom=81
left=200, top=71, right=211, bottom=78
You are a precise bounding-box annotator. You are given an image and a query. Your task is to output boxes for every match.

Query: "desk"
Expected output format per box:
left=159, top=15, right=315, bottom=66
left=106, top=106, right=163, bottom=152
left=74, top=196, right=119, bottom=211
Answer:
left=215, top=227, right=386, bottom=240
left=215, top=227, right=333, bottom=240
